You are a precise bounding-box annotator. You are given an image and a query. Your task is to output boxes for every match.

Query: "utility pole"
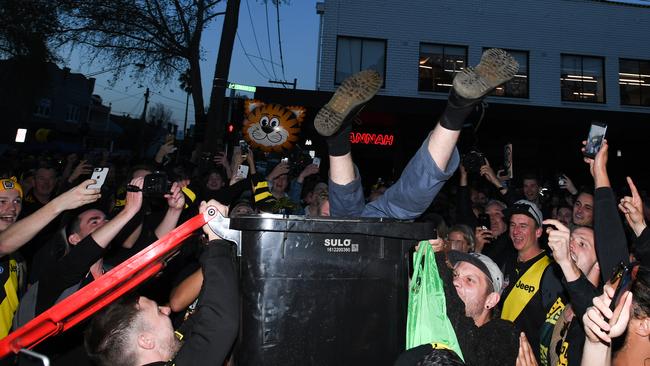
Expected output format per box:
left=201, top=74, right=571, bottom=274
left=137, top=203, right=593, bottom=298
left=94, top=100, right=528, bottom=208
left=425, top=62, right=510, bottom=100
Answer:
left=204, top=0, right=241, bottom=153
left=138, top=87, right=150, bottom=159
left=141, top=87, right=150, bottom=122
left=269, top=78, right=298, bottom=89
left=183, top=92, right=190, bottom=140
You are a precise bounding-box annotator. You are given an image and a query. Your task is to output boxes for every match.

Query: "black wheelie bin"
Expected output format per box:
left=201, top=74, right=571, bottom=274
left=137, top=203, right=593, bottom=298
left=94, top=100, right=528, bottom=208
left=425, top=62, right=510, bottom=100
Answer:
left=230, top=215, right=436, bottom=366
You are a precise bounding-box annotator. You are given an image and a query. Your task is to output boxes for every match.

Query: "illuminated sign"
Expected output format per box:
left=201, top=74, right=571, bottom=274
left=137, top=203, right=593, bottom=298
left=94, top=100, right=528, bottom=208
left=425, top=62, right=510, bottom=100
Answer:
left=228, top=83, right=256, bottom=93
left=349, top=132, right=394, bottom=146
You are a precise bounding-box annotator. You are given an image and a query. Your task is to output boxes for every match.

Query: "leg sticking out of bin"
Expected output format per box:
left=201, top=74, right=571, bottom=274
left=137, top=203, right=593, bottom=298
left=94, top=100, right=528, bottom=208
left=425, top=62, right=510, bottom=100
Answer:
left=314, top=49, right=519, bottom=219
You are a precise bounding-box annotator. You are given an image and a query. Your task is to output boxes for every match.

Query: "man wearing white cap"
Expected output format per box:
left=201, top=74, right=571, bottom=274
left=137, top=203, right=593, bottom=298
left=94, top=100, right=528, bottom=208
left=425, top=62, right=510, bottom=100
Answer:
left=395, top=250, right=520, bottom=366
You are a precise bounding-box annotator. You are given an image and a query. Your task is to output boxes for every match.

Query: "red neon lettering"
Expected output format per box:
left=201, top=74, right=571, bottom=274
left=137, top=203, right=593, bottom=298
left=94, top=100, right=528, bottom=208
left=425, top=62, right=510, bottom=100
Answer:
left=349, top=132, right=394, bottom=146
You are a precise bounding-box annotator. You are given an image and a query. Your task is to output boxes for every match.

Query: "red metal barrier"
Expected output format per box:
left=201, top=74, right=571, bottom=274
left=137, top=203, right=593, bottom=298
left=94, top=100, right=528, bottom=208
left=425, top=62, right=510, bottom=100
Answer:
left=0, top=208, right=219, bottom=358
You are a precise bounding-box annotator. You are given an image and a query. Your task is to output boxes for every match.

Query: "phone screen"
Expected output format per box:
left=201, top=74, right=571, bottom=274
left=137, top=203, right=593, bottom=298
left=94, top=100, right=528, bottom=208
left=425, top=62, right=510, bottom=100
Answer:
left=584, top=122, right=607, bottom=158
left=236, top=165, right=249, bottom=179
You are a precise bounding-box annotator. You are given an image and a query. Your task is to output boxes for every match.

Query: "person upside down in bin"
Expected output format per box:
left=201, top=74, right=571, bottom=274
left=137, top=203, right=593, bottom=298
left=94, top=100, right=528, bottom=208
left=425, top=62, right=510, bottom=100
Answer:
left=395, top=245, right=528, bottom=366
left=315, top=48, right=519, bottom=219
left=84, top=200, right=238, bottom=366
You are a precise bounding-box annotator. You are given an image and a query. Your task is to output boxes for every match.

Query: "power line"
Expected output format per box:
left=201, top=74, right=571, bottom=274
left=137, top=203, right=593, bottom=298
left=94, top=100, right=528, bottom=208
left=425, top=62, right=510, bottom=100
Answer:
left=95, top=83, right=141, bottom=99
left=128, top=97, right=144, bottom=116
left=275, top=0, right=287, bottom=81
left=108, top=94, right=139, bottom=104
left=245, top=0, right=273, bottom=79
left=243, top=53, right=282, bottom=67
left=264, top=1, right=278, bottom=80
left=237, top=32, right=272, bottom=79
left=149, top=90, right=195, bottom=107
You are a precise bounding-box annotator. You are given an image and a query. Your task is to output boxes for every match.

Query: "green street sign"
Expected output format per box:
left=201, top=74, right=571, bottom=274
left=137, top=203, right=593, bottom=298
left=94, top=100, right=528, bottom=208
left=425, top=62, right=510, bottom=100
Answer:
left=228, top=83, right=256, bottom=93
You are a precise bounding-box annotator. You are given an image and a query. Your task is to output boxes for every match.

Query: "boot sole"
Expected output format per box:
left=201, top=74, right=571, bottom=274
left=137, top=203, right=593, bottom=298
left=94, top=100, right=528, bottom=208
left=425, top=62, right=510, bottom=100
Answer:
left=453, top=48, right=519, bottom=100
left=314, top=70, right=382, bottom=137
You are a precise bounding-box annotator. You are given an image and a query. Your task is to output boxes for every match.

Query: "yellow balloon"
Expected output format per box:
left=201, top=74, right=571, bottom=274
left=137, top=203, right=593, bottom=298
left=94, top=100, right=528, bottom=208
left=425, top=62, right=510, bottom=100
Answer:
left=35, top=129, right=51, bottom=143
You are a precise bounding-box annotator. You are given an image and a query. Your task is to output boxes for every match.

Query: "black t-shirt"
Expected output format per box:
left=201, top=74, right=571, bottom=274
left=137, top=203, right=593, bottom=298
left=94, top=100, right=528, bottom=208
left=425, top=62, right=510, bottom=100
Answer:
left=36, top=235, right=105, bottom=314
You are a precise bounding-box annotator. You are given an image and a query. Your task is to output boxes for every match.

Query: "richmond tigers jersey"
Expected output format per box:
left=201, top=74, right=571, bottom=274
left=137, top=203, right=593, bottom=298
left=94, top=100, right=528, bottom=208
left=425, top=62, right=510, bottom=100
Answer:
left=0, top=256, right=25, bottom=338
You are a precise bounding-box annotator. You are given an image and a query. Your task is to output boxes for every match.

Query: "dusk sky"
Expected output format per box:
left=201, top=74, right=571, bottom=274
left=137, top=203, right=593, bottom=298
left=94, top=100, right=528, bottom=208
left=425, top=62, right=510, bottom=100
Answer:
left=64, top=0, right=321, bottom=129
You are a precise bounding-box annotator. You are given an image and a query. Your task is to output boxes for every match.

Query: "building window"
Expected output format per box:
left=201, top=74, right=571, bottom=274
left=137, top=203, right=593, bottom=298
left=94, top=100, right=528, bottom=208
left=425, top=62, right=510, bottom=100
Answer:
left=561, top=55, right=605, bottom=103
left=619, top=59, right=650, bottom=107
left=335, top=36, right=386, bottom=85
left=490, top=49, right=529, bottom=98
left=66, top=104, right=80, bottom=122
left=418, top=43, right=467, bottom=93
left=34, top=98, right=51, bottom=117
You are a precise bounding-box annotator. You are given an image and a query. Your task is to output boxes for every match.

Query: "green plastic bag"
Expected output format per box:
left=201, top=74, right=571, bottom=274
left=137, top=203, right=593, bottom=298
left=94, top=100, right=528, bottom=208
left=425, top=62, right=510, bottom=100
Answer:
left=405, top=241, right=464, bottom=361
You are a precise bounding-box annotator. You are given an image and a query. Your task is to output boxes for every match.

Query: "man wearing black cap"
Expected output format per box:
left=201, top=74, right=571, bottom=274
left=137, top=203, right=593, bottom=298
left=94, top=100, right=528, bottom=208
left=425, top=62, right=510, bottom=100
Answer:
left=395, top=250, right=520, bottom=366
left=499, top=199, right=564, bottom=362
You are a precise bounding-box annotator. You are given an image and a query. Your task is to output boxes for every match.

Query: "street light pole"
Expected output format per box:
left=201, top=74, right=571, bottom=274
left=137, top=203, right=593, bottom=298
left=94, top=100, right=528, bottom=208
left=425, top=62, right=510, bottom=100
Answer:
left=204, top=0, right=241, bottom=152
left=183, top=91, right=190, bottom=140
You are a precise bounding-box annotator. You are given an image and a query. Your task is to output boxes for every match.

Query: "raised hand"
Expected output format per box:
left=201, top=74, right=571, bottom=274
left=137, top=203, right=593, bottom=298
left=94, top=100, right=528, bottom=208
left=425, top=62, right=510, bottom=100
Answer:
left=124, top=177, right=144, bottom=215
left=155, top=140, right=177, bottom=164
left=583, top=284, right=632, bottom=344
left=544, top=219, right=571, bottom=266
left=618, top=176, right=647, bottom=237
left=474, top=227, right=493, bottom=254
left=560, top=174, right=578, bottom=195
left=582, top=139, right=609, bottom=188
left=479, top=160, right=501, bottom=187
left=543, top=219, right=581, bottom=281
left=267, top=161, right=290, bottom=181
left=68, top=160, right=93, bottom=183
left=213, top=151, right=230, bottom=169
left=516, top=332, right=538, bottom=366
left=54, top=179, right=102, bottom=210
left=298, top=164, right=320, bottom=183
left=164, top=182, right=185, bottom=211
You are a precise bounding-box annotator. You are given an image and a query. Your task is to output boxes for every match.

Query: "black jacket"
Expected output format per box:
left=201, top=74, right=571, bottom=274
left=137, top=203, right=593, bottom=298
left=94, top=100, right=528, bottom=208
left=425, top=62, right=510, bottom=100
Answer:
left=162, top=239, right=239, bottom=366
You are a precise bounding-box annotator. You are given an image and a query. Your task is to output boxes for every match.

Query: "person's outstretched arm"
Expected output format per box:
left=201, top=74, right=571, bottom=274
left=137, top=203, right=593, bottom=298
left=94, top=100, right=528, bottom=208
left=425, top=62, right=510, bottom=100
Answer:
left=172, top=200, right=239, bottom=366
left=581, top=285, right=632, bottom=366
left=0, top=179, right=100, bottom=256
left=585, top=140, right=629, bottom=283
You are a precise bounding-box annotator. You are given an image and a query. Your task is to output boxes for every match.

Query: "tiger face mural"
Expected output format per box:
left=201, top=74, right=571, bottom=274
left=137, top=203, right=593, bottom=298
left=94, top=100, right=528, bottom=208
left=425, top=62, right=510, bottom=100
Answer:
left=242, top=100, right=306, bottom=153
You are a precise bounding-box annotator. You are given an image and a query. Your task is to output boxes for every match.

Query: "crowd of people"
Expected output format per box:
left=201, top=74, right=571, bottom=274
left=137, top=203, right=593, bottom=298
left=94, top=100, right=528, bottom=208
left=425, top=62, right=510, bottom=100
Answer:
left=0, top=48, right=647, bottom=366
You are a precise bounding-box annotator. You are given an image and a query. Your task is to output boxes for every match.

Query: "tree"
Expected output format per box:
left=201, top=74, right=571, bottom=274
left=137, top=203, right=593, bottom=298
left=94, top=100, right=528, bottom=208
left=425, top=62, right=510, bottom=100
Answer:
left=148, top=102, right=174, bottom=126
left=0, top=0, right=66, bottom=61
left=0, top=0, right=72, bottom=136
left=62, top=0, right=226, bottom=144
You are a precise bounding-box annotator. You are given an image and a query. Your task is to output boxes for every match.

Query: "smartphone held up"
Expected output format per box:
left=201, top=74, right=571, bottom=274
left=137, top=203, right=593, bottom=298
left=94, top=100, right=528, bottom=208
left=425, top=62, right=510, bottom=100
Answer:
left=87, top=168, right=109, bottom=190
left=584, top=121, right=607, bottom=159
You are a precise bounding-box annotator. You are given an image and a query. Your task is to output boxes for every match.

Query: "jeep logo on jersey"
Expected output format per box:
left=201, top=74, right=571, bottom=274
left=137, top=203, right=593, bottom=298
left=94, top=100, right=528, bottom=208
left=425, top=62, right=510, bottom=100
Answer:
left=323, top=238, right=358, bottom=253
left=515, top=281, right=535, bottom=293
